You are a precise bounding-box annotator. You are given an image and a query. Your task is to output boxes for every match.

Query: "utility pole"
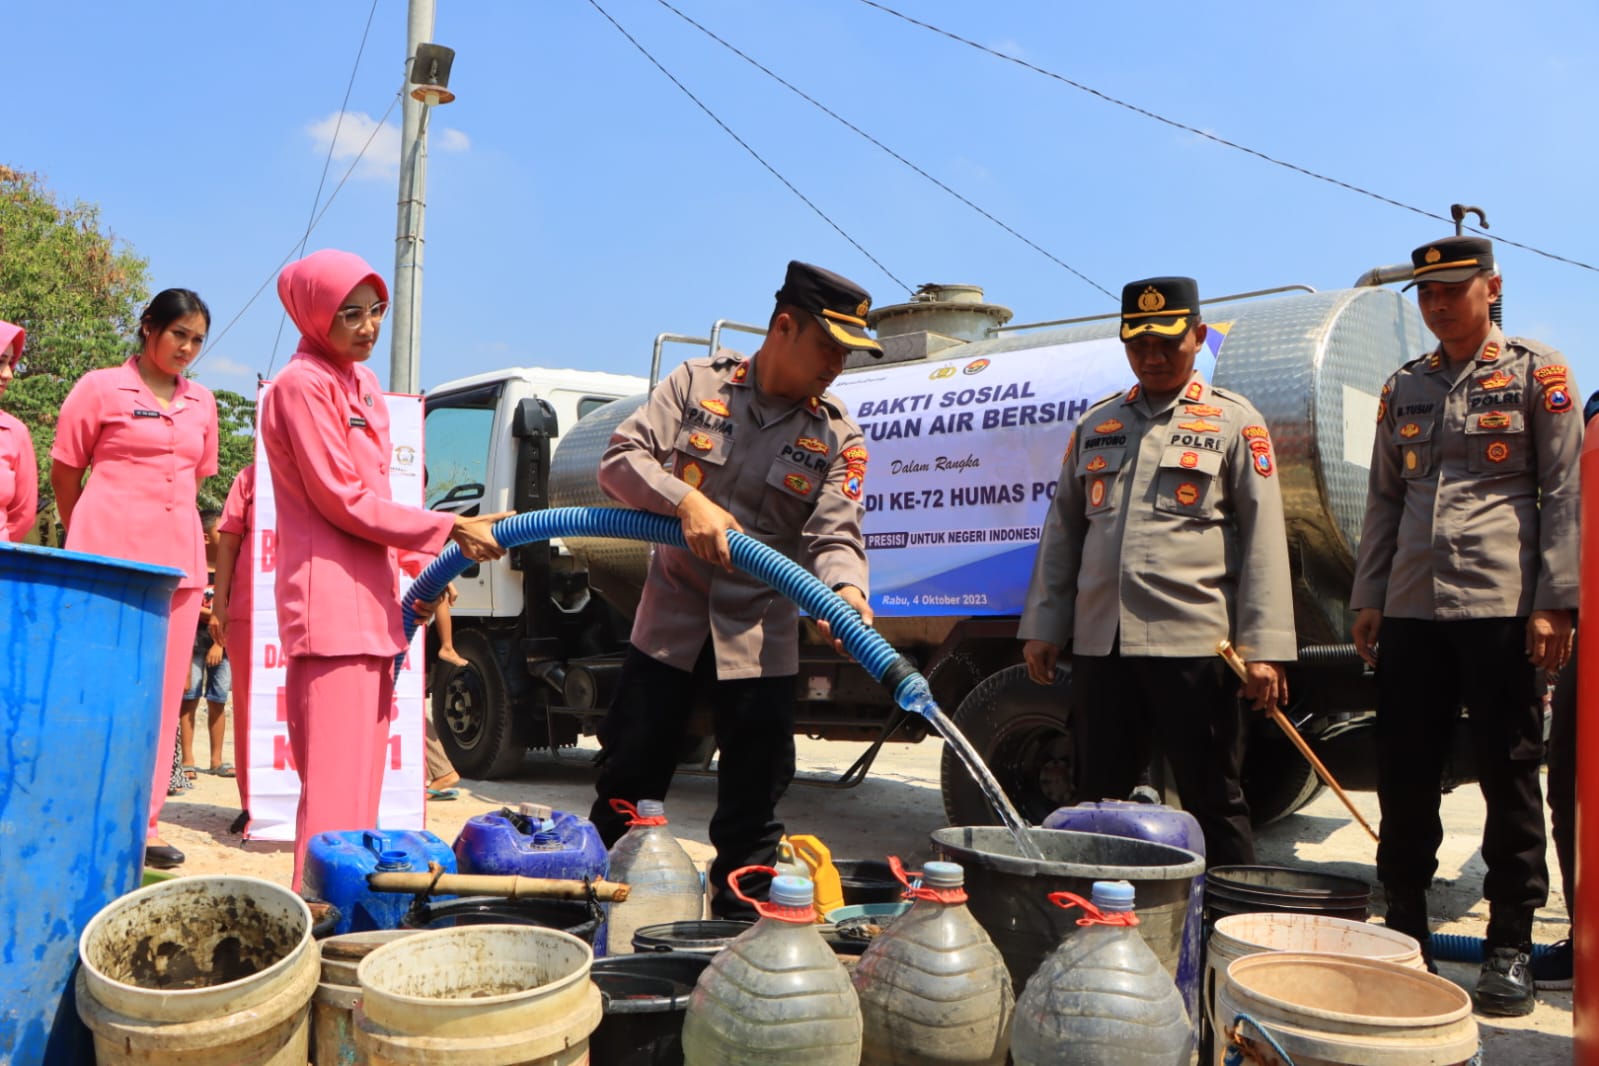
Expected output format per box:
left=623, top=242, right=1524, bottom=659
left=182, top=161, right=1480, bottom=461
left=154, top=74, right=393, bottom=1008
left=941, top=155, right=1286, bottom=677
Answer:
left=390, top=0, right=437, bottom=395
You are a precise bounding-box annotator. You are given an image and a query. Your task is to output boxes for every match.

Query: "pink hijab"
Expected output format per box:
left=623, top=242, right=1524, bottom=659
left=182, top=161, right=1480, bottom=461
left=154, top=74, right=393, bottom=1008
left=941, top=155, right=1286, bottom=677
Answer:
left=0, top=320, right=23, bottom=364
left=276, top=250, right=389, bottom=363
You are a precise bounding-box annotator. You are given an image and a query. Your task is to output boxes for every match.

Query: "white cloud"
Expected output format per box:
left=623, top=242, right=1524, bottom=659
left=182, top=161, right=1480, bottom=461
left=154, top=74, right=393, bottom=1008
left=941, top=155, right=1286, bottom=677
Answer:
left=306, top=111, right=471, bottom=181
left=197, top=355, right=260, bottom=386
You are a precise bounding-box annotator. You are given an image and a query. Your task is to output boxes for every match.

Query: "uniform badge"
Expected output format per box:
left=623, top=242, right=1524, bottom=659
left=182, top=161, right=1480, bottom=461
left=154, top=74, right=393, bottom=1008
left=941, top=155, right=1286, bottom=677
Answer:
left=808, top=397, right=821, bottom=413
left=1174, top=482, right=1200, bottom=506
left=1253, top=452, right=1274, bottom=477
left=1381, top=382, right=1392, bottom=397
left=843, top=445, right=869, bottom=464
left=1376, top=402, right=1387, bottom=423
left=363, top=393, right=374, bottom=407
left=1534, top=364, right=1570, bottom=384
left=1062, top=431, right=1075, bottom=462
left=681, top=460, right=705, bottom=489
left=1089, top=479, right=1106, bottom=508
left=795, top=436, right=828, bottom=454
left=1184, top=381, right=1204, bottom=401
left=1125, top=384, right=1141, bottom=403
left=783, top=473, right=813, bottom=496
left=700, top=398, right=731, bottom=416
left=843, top=472, right=864, bottom=500
left=1480, top=342, right=1501, bottom=363
left=1241, top=426, right=1270, bottom=442
left=963, top=358, right=990, bottom=375
left=1094, top=418, right=1124, bottom=433
left=1427, top=354, right=1442, bottom=371
left=1178, top=419, right=1220, bottom=433
left=688, top=432, right=713, bottom=452
left=731, top=362, right=749, bottom=383
left=1477, top=412, right=1511, bottom=431
left=1485, top=441, right=1510, bottom=464
left=1399, top=423, right=1421, bottom=439
left=1546, top=388, right=1574, bottom=413
left=1404, top=450, right=1418, bottom=472
left=1187, top=404, right=1224, bottom=418
left=1085, top=455, right=1108, bottom=472
left=1179, top=451, right=1199, bottom=469
left=1477, top=370, right=1513, bottom=391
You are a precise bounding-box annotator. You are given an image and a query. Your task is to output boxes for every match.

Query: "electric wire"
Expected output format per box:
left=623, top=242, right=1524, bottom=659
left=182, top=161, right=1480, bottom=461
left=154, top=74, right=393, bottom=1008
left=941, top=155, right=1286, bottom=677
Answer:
left=857, top=0, right=1598, bottom=275
left=585, top=0, right=912, bottom=295
left=200, top=90, right=403, bottom=368
left=654, top=0, right=1113, bottom=301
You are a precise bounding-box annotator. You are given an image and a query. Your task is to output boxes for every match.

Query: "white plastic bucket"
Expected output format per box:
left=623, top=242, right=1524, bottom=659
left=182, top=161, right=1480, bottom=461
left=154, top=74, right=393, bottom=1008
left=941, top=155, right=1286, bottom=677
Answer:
left=75, top=875, right=318, bottom=1065
left=1204, top=912, right=1423, bottom=1037
left=354, top=923, right=602, bottom=1065
left=314, top=930, right=420, bottom=1066
left=1214, top=952, right=1478, bottom=1066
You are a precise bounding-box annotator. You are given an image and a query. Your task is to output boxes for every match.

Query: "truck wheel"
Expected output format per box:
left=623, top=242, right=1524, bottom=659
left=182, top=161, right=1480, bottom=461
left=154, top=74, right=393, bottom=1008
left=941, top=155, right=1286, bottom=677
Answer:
left=433, top=630, right=529, bottom=779
left=940, top=663, right=1075, bottom=828
left=1242, top=731, right=1324, bottom=825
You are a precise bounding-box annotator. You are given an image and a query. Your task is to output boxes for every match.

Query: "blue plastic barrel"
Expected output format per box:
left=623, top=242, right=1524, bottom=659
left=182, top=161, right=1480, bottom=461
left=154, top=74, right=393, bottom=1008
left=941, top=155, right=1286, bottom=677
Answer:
left=454, top=807, right=609, bottom=882
left=0, top=542, right=182, bottom=1065
left=303, top=828, right=457, bottom=934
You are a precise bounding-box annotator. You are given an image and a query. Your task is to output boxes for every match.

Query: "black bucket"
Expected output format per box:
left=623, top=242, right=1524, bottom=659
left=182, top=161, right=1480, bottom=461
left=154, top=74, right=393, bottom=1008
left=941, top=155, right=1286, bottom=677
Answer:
left=401, top=896, right=602, bottom=945
left=933, top=826, right=1204, bottom=993
left=835, top=859, right=904, bottom=906
left=590, top=952, right=711, bottom=1066
left=631, top=920, right=752, bottom=955
left=1204, top=865, right=1371, bottom=925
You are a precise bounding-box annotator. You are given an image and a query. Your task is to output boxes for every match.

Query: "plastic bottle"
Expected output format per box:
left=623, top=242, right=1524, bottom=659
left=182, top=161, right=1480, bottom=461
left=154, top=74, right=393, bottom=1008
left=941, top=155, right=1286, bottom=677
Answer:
left=853, top=859, right=1013, bottom=1066
left=681, top=869, right=862, bottom=1065
left=605, top=798, right=704, bottom=955
left=1011, top=881, right=1192, bottom=1066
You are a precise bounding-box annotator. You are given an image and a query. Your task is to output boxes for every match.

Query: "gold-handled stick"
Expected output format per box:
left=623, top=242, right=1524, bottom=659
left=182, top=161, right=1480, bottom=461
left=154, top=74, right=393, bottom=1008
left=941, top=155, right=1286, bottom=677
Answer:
left=1217, top=639, right=1380, bottom=844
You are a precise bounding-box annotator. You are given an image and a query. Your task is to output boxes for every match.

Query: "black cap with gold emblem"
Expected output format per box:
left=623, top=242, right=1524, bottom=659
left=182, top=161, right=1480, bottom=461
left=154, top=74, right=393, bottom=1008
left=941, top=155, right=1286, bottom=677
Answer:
left=1120, top=276, right=1200, bottom=341
left=775, top=260, right=883, bottom=356
left=1402, top=235, right=1495, bottom=290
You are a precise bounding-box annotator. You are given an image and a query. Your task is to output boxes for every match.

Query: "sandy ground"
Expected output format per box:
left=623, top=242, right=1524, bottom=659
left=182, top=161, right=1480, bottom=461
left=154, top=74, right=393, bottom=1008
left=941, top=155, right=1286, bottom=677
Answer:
left=163, top=709, right=1574, bottom=1063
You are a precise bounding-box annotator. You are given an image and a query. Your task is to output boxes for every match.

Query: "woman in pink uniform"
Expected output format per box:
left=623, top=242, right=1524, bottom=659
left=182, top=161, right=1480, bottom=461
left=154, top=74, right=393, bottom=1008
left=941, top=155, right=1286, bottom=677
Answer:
left=51, top=290, right=219, bottom=870
left=210, top=463, right=255, bottom=828
left=259, top=249, right=505, bottom=888
left=0, top=321, right=38, bottom=543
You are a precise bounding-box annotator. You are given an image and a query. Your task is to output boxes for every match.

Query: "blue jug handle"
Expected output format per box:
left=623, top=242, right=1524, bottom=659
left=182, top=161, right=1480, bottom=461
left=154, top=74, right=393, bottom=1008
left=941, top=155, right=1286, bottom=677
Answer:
left=363, top=830, right=389, bottom=858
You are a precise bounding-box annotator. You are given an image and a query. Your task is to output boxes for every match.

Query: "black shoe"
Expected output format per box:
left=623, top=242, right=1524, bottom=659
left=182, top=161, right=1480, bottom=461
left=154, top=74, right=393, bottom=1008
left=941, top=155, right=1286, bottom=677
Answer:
left=1531, top=939, right=1573, bottom=991
left=1475, top=946, right=1535, bottom=1017
left=144, top=844, right=186, bottom=870
left=229, top=809, right=250, bottom=835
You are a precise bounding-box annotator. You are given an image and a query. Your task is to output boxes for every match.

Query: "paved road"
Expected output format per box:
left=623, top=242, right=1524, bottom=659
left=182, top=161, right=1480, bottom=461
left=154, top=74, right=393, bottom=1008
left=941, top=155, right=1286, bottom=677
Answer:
left=167, top=726, right=1573, bottom=1062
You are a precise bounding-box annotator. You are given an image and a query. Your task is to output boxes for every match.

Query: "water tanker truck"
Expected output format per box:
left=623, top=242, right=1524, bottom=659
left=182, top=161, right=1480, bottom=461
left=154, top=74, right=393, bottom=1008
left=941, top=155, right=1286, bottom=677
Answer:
left=424, top=276, right=1444, bottom=827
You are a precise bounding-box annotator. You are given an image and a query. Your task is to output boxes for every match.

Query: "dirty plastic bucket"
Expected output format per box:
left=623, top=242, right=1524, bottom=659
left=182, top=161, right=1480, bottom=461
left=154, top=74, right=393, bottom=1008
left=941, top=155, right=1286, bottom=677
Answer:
left=75, top=875, right=318, bottom=1065
left=314, top=930, right=419, bottom=1066
left=1214, top=952, right=1478, bottom=1066
left=1205, top=865, right=1371, bottom=925
left=932, top=826, right=1204, bottom=994
left=1202, top=913, right=1424, bottom=1062
left=354, top=924, right=602, bottom=1064
left=632, top=919, right=753, bottom=955
left=0, top=543, right=182, bottom=1063
left=402, top=895, right=602, bottom=946
left=590, top=951, right=711, bottom=1066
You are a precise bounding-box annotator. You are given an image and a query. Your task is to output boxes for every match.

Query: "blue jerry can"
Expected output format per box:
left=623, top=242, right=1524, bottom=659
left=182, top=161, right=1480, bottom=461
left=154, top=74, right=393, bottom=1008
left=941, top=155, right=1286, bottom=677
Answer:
left=454, top=804, right=609, bottom=882
left=303, top=828, right=457, bottom=935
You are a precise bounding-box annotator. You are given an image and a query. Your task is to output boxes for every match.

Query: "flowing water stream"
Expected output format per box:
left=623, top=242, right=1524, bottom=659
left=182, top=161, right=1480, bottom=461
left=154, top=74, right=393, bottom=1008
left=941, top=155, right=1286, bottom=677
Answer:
left=918, top=702, right=1046, bottom=862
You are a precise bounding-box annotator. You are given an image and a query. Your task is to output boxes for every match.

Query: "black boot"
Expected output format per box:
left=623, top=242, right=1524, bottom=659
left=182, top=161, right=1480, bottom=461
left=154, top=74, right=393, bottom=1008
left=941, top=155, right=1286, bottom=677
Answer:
left=1382, top=890, right=1436, bottom=974
left=1476, top=909, right=1536, bottom=1017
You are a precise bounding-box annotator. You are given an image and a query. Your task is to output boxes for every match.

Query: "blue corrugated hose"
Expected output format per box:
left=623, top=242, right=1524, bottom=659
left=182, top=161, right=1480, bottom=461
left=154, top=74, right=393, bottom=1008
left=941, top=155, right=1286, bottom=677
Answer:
left=399, top=507, right=933, bottom=713
left=1430, top=933, right=1553, bottom=964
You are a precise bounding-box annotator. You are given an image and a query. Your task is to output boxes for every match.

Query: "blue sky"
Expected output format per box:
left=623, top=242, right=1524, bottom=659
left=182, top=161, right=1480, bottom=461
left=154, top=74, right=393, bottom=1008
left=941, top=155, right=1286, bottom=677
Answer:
left=12, top=2, right=1598, bottom=396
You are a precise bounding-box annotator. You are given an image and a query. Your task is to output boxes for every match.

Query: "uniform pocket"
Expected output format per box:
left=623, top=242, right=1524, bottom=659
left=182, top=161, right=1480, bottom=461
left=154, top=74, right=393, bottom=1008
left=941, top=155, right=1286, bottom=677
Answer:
left=1464, top=408, right=1531, bottom=474
left=1078, top=447, right=1126, bottom=515
left=673, top=426, right=732, bottom=492
left=1153, top=445, right=1223, bottom=517
left=1394, top=419, right=1438, bottom=480
left=755, top=455, right=821, bottom=533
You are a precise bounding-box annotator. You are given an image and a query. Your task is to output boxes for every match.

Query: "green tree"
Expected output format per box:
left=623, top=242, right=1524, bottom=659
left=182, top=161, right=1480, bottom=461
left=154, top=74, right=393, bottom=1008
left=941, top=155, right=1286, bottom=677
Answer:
left=0, top=164, right=149, bottom=544
left=206, top=386, right=258, bottom=512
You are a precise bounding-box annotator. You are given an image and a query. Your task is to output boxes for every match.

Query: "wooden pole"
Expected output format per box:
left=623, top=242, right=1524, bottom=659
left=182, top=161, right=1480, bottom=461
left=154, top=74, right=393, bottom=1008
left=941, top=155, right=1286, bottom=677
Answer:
left=366, top=869, right=631, bottom=902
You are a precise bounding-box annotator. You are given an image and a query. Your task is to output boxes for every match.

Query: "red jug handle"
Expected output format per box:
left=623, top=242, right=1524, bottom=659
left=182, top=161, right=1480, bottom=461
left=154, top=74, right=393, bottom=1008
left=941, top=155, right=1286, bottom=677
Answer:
left=888, top=855, right=966, bottom=904
left=728, top=865, right=817, bottom=924
left=1047, top=890, right=1139, bottom=927
left=609, top=798, right=666, bottom=826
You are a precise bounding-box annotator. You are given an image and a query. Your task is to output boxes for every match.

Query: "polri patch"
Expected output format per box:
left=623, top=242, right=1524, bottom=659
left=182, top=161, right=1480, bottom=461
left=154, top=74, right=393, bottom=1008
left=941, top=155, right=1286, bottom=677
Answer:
left=1546, top=388, right=1574, bottom=413
left=1485, top=441, right=1510, bottom=463
left=783, top=473, right=813, bottom=496
left=688, top=432, right=713, bottom=452
left=1089, top=478, right=1107, bottom=507
left=700, top=398, right=731, bottom=416
left=1094, top=418, right=1124, bottom=433
left=1175, top=482, right=1200, bottom=506
left=681, top=460, right=705, bottom=489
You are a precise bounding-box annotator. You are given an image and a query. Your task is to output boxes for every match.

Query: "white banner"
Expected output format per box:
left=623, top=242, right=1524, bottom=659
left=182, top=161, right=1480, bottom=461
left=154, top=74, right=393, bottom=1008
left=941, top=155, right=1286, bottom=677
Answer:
left=244, top=390, right=428, bottom=840
left=830, top=329, right=1227, bottom=616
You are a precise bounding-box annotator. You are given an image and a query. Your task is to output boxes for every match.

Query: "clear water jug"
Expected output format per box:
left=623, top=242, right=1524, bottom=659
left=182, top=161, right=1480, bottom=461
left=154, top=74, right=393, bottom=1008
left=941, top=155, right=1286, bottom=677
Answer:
left=606, top=798, right=704, bottom=955
left=1011, top=880, right=1192, bottom=1066
left=853, top=859, right=1013, bottom=1065
left=681, top=869, right=862, bottom=1065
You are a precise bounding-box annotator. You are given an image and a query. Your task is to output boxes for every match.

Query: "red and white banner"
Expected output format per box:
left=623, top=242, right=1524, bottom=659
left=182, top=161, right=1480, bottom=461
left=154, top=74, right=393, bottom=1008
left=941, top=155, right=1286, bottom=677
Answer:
left=243, top=390, right=428, bottom=840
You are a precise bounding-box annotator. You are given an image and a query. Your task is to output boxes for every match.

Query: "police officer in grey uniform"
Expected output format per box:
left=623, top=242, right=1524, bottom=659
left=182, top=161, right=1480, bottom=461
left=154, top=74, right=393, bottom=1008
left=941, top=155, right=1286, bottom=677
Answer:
left=1019, top=276, right=1296, bottom=867
left=1351, top=236, right=1579, bottom=1015
left=589, top=260, right=878, bottom=918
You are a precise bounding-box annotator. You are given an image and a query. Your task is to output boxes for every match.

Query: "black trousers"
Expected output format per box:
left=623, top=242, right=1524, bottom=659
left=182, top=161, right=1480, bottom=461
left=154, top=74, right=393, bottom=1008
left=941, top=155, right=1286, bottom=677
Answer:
left=1071, top=652, right=1256, bottom=867
left=1548, top=658, right=1576, bottom=922
left=1374, top=618, right=1548, bottom=942
left=588, top=645, right=796, bottom=920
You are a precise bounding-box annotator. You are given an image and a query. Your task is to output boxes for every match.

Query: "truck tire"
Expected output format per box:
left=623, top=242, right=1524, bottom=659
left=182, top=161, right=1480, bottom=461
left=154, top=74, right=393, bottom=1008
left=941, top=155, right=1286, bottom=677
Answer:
left=940, top=663, right=1076, bottom=828
left=1242, top=731, right=1325, bottom=825
left=432, top=630, right=529, bottom=779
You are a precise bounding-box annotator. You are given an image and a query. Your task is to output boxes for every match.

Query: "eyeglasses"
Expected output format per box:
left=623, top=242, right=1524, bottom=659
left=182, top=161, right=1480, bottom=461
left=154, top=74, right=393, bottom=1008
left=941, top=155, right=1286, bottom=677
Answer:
left=334, top=301, right=389, bottom=329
